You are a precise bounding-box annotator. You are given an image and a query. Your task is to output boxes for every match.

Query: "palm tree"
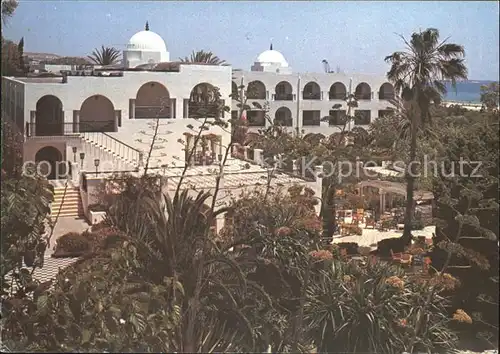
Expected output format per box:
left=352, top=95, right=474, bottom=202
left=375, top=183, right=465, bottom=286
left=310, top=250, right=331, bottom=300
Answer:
left=180, top=50, right=227, bottom=65
left=87, top=45, right=121, bottom=65
left=385, top=28, right=468, bottom=244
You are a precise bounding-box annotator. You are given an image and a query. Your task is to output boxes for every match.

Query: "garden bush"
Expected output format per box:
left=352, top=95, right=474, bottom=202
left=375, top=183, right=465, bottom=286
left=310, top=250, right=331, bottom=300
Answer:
left=377, top=237, right=406, bottom=257
left=411, top=214, right=425, bottom=230
left=53, top=232, right=90, bottom=256
left=90, top=219, right=113, bottom=232
left=83, top=227, right=128, bottom=252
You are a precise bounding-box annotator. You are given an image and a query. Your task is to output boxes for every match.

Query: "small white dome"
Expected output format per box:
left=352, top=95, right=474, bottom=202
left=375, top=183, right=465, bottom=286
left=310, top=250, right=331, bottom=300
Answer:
left=256, top=49, right=289, bottom=67
left=127, top=30, right=167, bottom=52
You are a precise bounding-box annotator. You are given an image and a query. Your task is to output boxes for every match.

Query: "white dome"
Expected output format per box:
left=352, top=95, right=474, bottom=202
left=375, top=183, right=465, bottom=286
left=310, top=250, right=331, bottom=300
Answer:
left=256, top=49, right=289, bottom=67
left=127, top=30, right=167, bottom=52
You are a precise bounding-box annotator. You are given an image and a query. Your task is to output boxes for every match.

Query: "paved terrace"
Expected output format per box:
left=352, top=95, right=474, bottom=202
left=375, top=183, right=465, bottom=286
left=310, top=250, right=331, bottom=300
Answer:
left=151, top=158, right=320, bottom=208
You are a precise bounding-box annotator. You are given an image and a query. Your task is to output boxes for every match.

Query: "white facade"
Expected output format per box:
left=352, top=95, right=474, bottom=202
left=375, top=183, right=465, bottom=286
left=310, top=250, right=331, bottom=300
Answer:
left=234, top=46, right=395, bottom=136
left=1, top=27, right=395, bottom=182
left=2, top=63, right=232, bottom=172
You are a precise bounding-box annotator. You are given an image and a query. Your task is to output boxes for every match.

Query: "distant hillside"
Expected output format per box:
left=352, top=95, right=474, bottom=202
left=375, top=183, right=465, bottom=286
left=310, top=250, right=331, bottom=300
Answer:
left=23, top=52, right=61, bottom=61
left=42, top=56, right=92, bottom=65
left=23, top=52, right=91, bottom=66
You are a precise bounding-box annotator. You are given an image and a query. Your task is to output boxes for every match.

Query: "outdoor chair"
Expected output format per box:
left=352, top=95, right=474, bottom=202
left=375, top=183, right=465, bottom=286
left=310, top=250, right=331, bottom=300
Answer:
left=400, top=253, right=413, bottom=267
left=365, top=218, right=376, bottom=229
left=358, top=246, right=371, bottom=256
left=390, top=249, right=403, bottom=263
left=417, top=236, right=426, bottom=245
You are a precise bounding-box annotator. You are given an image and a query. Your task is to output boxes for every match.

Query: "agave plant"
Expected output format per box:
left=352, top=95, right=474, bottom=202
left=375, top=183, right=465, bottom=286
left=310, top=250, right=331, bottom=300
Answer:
left=103, top=176, right=262, bottom=352
left=302, top=260, right=457, bottom=353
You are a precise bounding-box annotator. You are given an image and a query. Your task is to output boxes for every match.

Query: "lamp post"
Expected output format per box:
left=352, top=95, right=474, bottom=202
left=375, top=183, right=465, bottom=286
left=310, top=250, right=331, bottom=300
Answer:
left=72, top=146, right=77, bottom=162
left=79, top=152, right=85, bottom=168
left=94, top=158, right=100, bottom=176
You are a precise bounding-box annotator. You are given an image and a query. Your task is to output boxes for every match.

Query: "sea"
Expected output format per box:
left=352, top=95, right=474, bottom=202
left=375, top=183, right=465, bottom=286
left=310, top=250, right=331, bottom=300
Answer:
left=443, top=80, right=496, bottom=104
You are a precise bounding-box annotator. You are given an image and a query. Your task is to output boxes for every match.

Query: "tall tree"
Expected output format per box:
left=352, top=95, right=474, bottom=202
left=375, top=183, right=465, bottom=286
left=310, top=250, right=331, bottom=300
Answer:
left=480, top=81, right=499, bottom=112
left=180, top=50, right=227, bottom=65
left=87, top=45, right=121, bottom=65
left=384, top=28, right=468, bottom=244
left=1, top=37, right=20, bottom=75
left=17, top=36, right=27, bottom=75
left=1, top=0, right=17, bottom=24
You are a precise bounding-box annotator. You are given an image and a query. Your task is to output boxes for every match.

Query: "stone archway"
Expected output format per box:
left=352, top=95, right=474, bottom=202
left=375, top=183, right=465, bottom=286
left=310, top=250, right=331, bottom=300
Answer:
left=355, top=82, right=372, bottom=100
left=275, top=81, right=293, bottom=101
left=80, top=95, right=116, bottom=132
left=303, top=81, right=321, bottom=100
left=188, top=83, right=218, bottom=118
left=35, top=146, right=64, bottom=180
left=379, top=82, right=395, bottom=100
left=35, top=95, right=64, bottom=136
left=135, top=82, right=171, bottom=118
left=275, top=107, right=293, bottom=126
left=329, top=82, right=347, bottom=100
left=232, top=81, right=239, bottom=100
left=247, top=80, right=266, bottom=99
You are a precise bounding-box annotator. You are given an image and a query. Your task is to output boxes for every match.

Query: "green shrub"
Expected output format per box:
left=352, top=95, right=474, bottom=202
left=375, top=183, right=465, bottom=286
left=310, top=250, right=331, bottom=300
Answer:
left=377, top=237, right=406, bottom=257
left=303, top=260, right=458, bottom=353
left=90, top=219, right=113, bottom=232
left=381, top=218, right=396, bottom=229
left=336, top=242, right=359, bottom=255
left=54, top=232, right=90, bottom=254
left=411, top=216, right=425, bottom=230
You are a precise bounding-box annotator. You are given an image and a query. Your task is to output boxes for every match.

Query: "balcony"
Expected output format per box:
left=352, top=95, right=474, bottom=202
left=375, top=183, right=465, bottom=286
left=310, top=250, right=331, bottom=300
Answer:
left=329, top=92, right=345, bottom=100
left=303, top=92, right=321, bottom=100
left=134, top=106, right=172, bottom=119
left=26, top=121, right=116, bottom=137
left=274, top=93, right=295, bottom=101
left=302, top=82, right=321, bottom=100
left=379, top=92, right=395, bottom=100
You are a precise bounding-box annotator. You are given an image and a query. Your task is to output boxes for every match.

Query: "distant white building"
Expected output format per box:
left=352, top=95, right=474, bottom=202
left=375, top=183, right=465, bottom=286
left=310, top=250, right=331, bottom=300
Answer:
left=233, top=44, right=395, bottom=136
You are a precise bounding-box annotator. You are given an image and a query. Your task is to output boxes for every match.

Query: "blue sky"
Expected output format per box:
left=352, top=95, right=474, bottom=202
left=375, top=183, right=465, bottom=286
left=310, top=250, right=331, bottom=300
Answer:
left=3, top=1, right=499, bottom=80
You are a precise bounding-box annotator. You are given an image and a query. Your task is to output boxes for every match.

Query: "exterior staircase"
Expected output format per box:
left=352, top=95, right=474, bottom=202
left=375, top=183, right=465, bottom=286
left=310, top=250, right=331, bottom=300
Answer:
left=79, top=138, right=137, bottom=173
left=51, top=185, right=85, bottom=219
left=79, top=130, right=141, bottom=170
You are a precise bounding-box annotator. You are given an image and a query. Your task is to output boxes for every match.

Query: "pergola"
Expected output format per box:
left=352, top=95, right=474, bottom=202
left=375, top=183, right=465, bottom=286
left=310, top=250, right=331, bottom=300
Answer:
left=357, top=180, right=433, bottom=214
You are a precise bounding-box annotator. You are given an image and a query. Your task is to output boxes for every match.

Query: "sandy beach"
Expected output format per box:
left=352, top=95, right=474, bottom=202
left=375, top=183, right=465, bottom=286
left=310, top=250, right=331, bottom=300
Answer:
left=443, top=101, right=483, bottom=111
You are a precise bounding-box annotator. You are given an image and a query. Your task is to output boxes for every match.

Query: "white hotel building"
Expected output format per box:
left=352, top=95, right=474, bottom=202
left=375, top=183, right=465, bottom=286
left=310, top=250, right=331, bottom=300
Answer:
left=1, top=24, right=394, bottom=223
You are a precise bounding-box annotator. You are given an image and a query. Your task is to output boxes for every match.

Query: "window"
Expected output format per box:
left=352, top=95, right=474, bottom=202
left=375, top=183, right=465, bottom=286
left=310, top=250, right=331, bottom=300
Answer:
left=302, top=110, right=321, bottom=126
left=354, top=110, right=371, bottom=125
left=329, top=110, right=347, bottom=126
